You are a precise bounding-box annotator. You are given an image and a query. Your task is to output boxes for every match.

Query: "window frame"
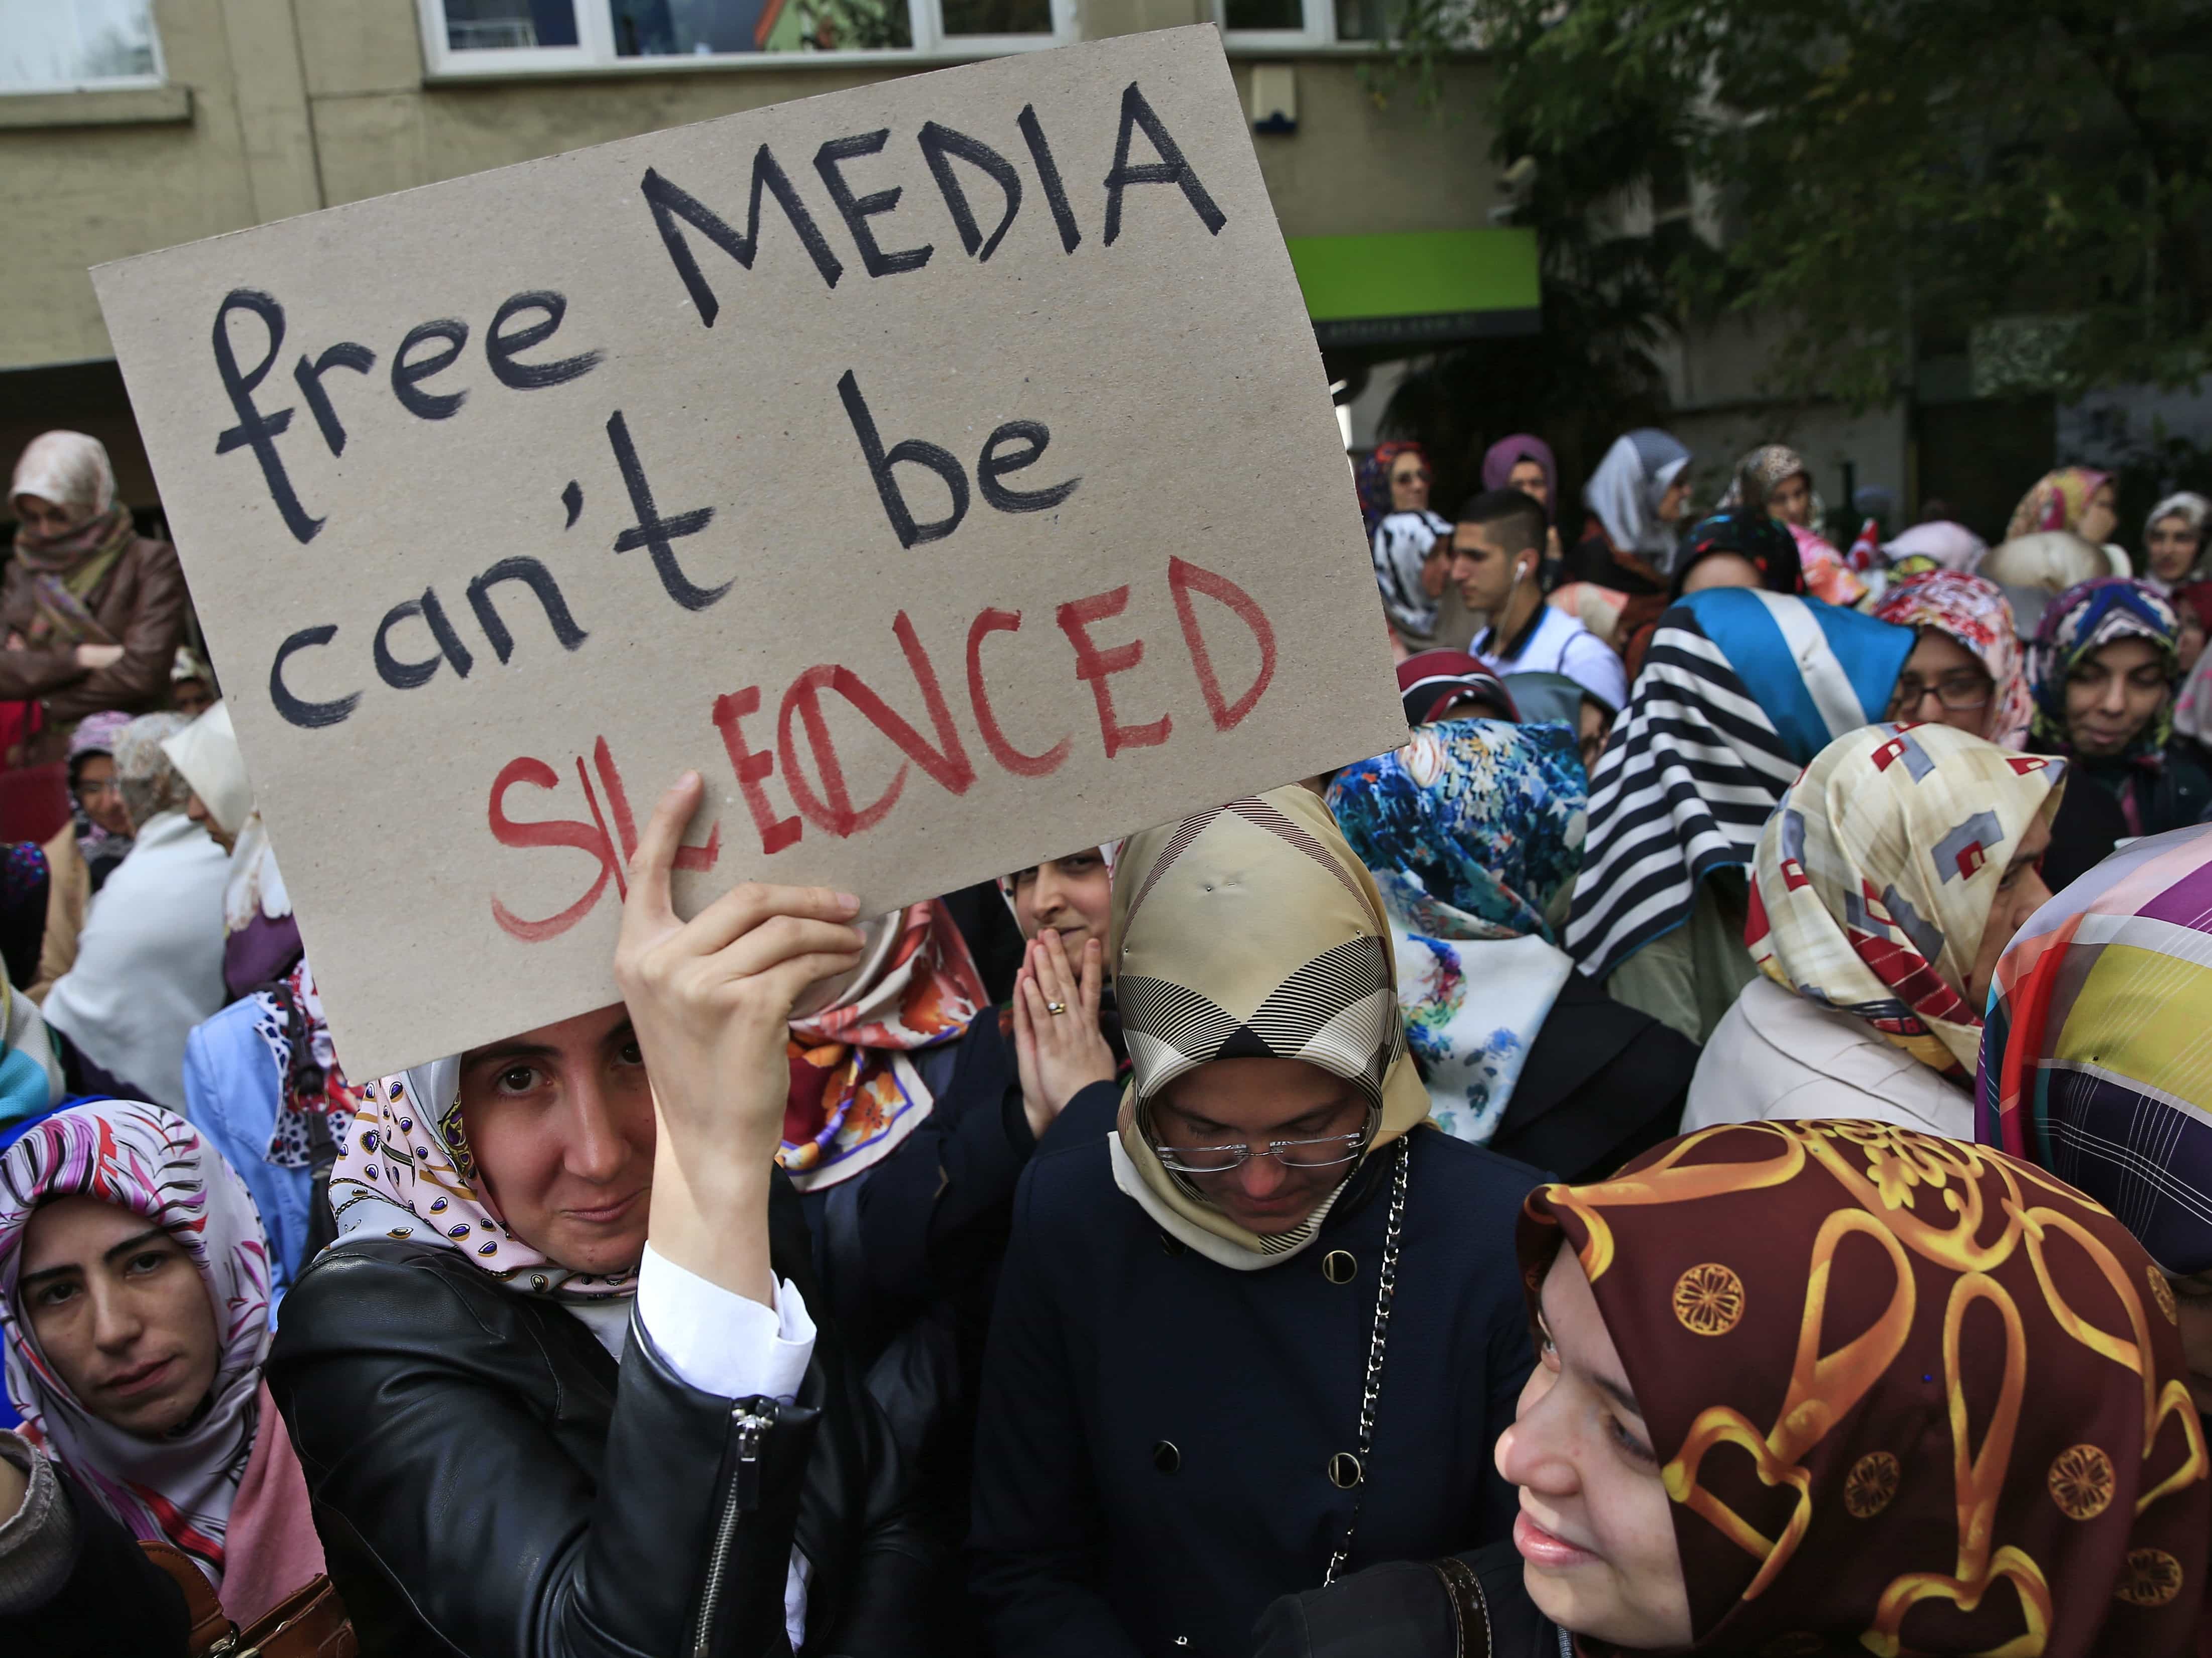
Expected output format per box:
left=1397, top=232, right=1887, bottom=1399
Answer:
left=418, top=0, right=1079, bottom=77
left=0, top=0, right=167, bottom=96
left=1214, top=0, right=1336, bottom=50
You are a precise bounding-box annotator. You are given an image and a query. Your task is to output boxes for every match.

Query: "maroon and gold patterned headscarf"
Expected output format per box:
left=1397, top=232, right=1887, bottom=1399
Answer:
left=1519, top=1121, right=2210, bottom=1656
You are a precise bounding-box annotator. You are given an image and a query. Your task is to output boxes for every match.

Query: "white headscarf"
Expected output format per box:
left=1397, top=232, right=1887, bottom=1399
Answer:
left=1584, top=429, right=1691, bottom=557
left=8, top=430, right=117, bottom=521
left=1882, top=520, right=1989, bottom=573
left=161, top=701, right=254, bottom=840
left=0, top=1101, right=271, bottom=1580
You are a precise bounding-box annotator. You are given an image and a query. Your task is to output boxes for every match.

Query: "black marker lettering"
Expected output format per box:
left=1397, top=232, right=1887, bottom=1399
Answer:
left=917, top=122, right=1023, bottom=262
left=269, top=625, right=361, bottom=729
left=374, top=589, right=475, bottom=689
left=486, top=291, right=602, bottom=390
left=391, top=319, right=470, bottom=420
left=292, top=341, right=376, bottom=457
left=211, top=289, right=322, bottom=545
left=978, top=420, right=1078, bottom=513
left=1017, top=105, right=1081, bottom=254
left=468, top=556, right=590, bottom=662
left=814, top=130, right=934, bottom=279
left=639, top=156, right=844, bottom=327
left=605, top=410, right=731, bottom=612
left=838, top=370, right=967, bottom=549
left=1101, top=82, right=1227, bottom=247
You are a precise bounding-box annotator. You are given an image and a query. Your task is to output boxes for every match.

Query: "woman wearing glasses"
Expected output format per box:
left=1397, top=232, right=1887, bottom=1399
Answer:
left=1870, top=570, right=2032, bottom=746
left=967, top=785, right=1540, bottom=1658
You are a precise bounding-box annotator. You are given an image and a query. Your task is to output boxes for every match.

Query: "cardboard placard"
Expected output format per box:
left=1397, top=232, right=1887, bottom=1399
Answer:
left=92, top=26, right=1404, bottom=1077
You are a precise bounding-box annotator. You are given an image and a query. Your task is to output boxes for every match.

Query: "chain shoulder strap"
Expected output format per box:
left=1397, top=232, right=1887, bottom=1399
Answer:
left=1323, top=1134, right=1412, bottom=1586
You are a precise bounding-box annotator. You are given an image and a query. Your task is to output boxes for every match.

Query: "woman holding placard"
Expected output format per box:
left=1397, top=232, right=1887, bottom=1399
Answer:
left=266, top=772, right=930, bottom=1657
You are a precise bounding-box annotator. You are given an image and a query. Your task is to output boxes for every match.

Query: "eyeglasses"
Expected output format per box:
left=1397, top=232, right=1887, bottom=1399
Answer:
left=1890, top=672, right=1992, bottom=714
left=1391, top=466, right=1431, bottom=483
left=1153, top=1126, right=1371, bottom=1175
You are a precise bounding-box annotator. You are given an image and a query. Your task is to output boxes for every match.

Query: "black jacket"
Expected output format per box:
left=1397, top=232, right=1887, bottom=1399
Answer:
left=1251, top=1538, right=1558, bottom=1658
left=0, top=1460, right=189, bottom=1657
left=967, top=1125, right=1541, bottom=1658
left=267, top=1174, right=933, bottom=1658
left=1489, top=971, right=1697, bottom=1184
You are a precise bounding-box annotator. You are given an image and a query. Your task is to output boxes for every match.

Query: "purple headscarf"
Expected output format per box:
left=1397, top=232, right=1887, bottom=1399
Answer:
left=1480, top=434, right=1558, bottom=524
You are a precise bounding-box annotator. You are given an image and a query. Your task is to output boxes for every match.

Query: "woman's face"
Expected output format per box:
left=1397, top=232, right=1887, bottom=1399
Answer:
left=1679, top=552, right=1761, bottom=595
left=459, top=1004, right=656, bottom=1276
left=2077, top=483, right=2119, bottom=548
left=1495, top=1246, right=1694, bottom=1649
left=1887, top=629, right=1995, bottom=738
left=72, top=753, right=132, bottom=838
left=1964, top=815, right=2053, bottom=1010
left=1389, top=454, right=1430, bottom=514
left=172, top=678, right=214, bottom=720
left=1507, top=459, right=1550, bottom=509
left=2148, top=514, right=2203, bottom=585
left=11, top=493, right=77, bottom=541
left=2063, top=636, right=2170, bottom=756
left=1655, top=476, right=1691, bottom=526
left=1766, top=470, right=1813, bottom=528
left=1148, top=1056, right=1369, bottom=1236
left=18, top=1195, right=221, bottom=1438
left=184, top=792, right=235, bottom=854
left=1577, top=699, right=1613, bottom=773
left=1010, top=848, right=1113, bottom=959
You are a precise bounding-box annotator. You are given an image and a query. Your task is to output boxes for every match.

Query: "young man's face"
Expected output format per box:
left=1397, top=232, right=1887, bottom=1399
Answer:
left=1450, top=521, right=1528, bottom=614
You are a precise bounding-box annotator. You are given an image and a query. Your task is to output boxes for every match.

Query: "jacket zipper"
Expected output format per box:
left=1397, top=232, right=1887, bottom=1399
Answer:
left=690, top=1404, right=771, bottom=1658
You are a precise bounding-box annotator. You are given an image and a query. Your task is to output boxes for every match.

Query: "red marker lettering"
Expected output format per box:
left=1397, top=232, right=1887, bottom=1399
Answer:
left=1057, top=585, right=1170, bottom=757
left=711, top=687, right=801, bottom=856
left=966, top=607, right=1070, bottom=777
left=487, top=756, right=617, bottom=941
left=1168, top=556, right=1276, bottom=732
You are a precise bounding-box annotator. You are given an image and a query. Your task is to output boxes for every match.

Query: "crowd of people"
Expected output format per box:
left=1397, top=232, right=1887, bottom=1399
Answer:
left=3, top=418, right=2212, bottom=1658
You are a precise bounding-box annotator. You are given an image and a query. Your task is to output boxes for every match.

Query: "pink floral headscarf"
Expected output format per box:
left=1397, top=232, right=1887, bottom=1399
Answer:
left=1872, top=570, right=2034, bottom=749
left=2006, top=467, right=2114, bottom=542
left=0, top=1101, right=272, bottom=1578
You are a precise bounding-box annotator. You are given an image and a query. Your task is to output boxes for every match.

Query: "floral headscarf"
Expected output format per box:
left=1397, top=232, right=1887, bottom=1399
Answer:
left=1480, top=433, right=1557, bottom=523
left=331, top=1056, right=639, bottom=1301
left=2008, top=467, right=2115, bottom=542
left=1668, top=509, right=1803, bottom=593
left=1520, top=1120, right=2210, bottom=1656
left=1745, top=723, right=2066, bottom=1078
left=1872, top=570, right=2034, bottom=750
left=1329, top=722, right=1587, bottom=1143
left=1718, top=443, right=1815, bottom=515
left=1356, top=439, right=1428, bottom=539
left=1, top=1101, right=272, bottom=1578
left=2029, top=578, right=2180, bottom=755
left=781, top=899, right=984, bottom=1191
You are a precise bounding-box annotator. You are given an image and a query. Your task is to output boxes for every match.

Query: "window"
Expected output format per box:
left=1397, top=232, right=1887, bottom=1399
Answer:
left=0, top=0, right=162, bottom=94
left=421, top=0, right=1073, bottom=73
left=1214, top=0, right=1399, bottom=48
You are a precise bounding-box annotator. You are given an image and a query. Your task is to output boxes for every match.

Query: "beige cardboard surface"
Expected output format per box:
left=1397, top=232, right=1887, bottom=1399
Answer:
left=92, top=26, right=1405, bottom=1077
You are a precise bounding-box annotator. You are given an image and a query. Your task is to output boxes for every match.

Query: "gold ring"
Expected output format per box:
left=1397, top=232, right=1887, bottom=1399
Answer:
left=1046, top=1000, right=1069, bottom=1015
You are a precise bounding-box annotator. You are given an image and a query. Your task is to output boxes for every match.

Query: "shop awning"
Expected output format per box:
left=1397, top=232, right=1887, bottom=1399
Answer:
left=1285, top=228, right=1541, bottom=350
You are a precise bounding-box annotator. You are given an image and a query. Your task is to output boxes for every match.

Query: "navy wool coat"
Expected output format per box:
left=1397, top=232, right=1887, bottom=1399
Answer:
left=966, top=1124, right=1541, bottom=1658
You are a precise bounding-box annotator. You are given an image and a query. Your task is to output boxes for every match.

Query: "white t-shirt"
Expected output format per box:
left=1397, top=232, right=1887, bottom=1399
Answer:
left=1473, top=603, right=1629, bottom=712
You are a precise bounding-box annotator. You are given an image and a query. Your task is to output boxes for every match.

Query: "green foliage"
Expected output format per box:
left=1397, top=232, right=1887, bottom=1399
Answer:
left=1373, top=0, right=2212, bottom=407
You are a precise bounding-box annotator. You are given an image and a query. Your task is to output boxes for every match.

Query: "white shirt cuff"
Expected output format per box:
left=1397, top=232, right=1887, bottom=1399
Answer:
left=636, top=1243, right=816, bottom=1402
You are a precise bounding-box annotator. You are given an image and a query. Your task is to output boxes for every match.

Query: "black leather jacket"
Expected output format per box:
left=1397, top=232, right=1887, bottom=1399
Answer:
left=266, top=1176, right=933, bottom=1657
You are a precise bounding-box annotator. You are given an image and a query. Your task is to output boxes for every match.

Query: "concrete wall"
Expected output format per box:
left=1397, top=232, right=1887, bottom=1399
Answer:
left=1, top=0, right=1504, bottom=377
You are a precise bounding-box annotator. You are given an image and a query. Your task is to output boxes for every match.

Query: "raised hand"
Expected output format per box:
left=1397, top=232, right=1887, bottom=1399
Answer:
left=613, top=770, right=863, bottom=1303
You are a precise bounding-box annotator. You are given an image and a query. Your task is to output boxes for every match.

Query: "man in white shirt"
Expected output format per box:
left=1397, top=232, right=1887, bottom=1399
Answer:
left=1453, top=488, right=1631, bottom=713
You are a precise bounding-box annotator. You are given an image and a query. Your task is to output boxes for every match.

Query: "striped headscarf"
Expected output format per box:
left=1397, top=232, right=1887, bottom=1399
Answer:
left=1565, top=589, right=1915, bottom=983
left=1981, top=821, right=2212, bottom=1276
left=1871, top=569, right=2034, bottom=750
left=1745, top=723, right=2066, bottom=1078
left=1109, top=785, right=1431, bottom=1269
left=1, top=1101, right=272, bottom=1579
left=2029, top=578, right=2180, bottom=755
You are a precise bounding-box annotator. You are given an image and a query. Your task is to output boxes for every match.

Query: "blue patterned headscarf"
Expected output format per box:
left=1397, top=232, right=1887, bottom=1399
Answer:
left=1328, top=720, right=1588, bottom=944
left=2029, top=577, right=2179, bottom=755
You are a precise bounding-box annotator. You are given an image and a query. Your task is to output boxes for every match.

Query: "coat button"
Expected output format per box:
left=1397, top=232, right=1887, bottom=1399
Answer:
left=1153, top=1440, right=1181, bottom=1474
left=1329, top=1452, right=1363, bottom=1489
left=1159, top=1233, right=1185, bottom=1256
left=1323, top=1249, right=1357, bottom=1283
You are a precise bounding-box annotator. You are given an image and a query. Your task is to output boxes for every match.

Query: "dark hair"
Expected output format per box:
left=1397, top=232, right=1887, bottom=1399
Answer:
left=1456, top=488, right=1546, bottom=556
